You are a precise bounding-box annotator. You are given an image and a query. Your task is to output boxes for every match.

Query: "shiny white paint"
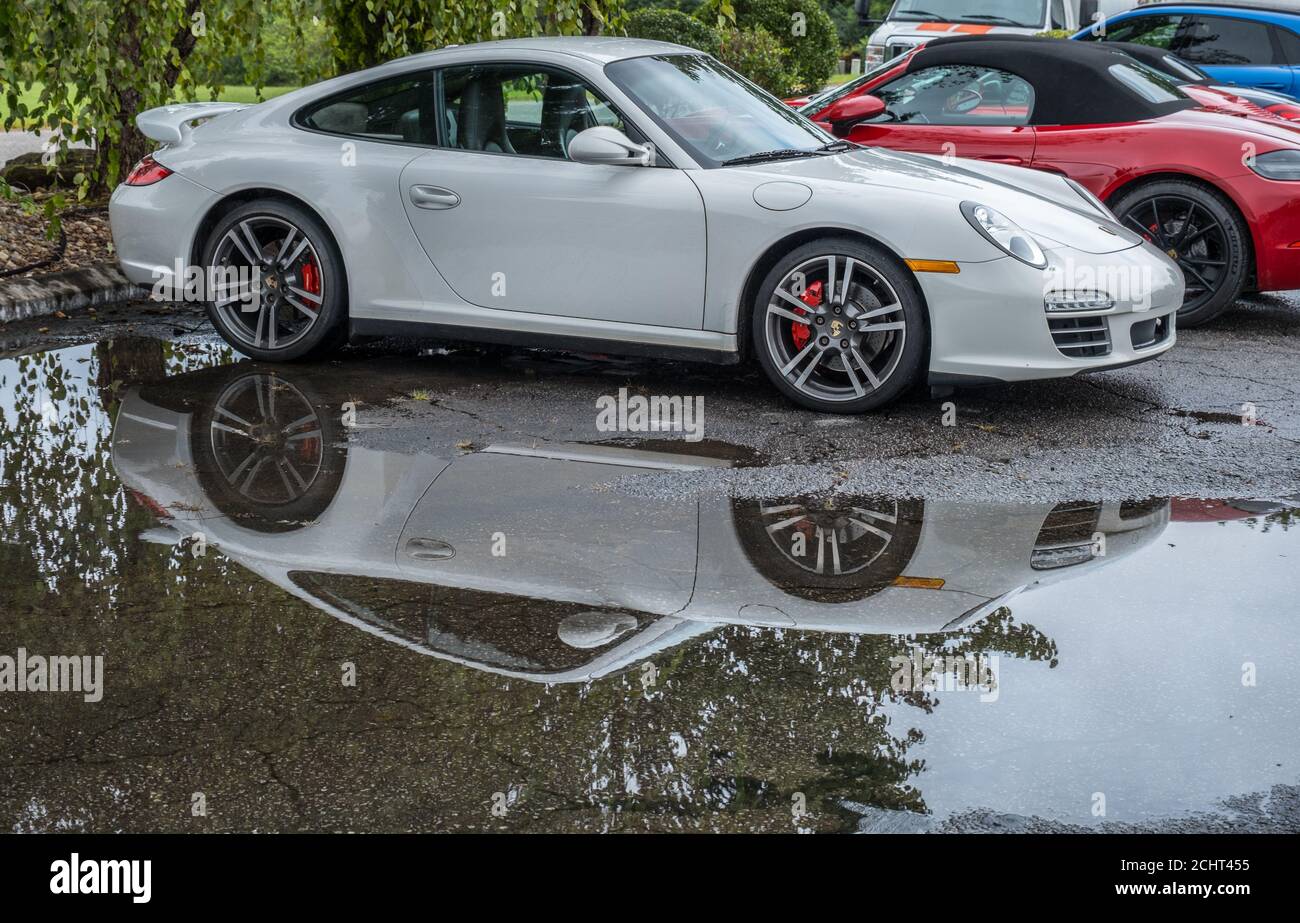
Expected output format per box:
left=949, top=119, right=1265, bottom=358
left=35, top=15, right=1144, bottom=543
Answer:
left=111, top=388, right=1169, bottom=684
left=110, top=36, right=1181, bottom=381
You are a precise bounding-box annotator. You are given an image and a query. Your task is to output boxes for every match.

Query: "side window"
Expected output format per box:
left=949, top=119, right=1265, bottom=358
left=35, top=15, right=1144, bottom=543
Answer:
left=298, top=73, right=435, bottom=145
left=1175, top=15, right=1280, bottom=66
left=1103, top=14, right=1184, bottom=48
left=874, top=66, right=1034, bottom=126
left=1051, top=0, right=1067, bottom=31
left=438, top=64, right=628, bottom=159
left=1276, top=26, right=1300, bottom=64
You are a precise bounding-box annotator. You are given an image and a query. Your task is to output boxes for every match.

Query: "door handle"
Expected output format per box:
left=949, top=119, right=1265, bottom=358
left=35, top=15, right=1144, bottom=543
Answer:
left=1258, top=83, right=1287, bottom=90
left=981, top=155, right=1025, bottom=164
left=409, top=185, right=461, bottom=209
left=404, top=537, right=455, bottom=560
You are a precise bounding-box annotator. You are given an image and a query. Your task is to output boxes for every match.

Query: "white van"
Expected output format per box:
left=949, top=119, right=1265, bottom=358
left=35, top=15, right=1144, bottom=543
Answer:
left=856, top=0, right=1142, bottom=68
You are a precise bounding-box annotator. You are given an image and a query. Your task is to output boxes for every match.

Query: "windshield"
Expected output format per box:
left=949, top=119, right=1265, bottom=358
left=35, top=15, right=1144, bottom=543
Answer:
left=889, top=0, right=1047, bottom=29
left=605, top=54, right=833, bottom=168
left=799, top=58, right=902, bottom=113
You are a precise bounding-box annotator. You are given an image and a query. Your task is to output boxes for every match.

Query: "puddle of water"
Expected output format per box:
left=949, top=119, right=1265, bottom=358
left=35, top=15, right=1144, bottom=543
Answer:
left=1, top=339, right=1297, bottom=832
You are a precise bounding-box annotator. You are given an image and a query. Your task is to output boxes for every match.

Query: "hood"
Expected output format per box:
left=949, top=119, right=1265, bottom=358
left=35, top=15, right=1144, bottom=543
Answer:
left=748, top=147, right=1140, bottom=254
left=1161, top=105, right=1300, bottom=146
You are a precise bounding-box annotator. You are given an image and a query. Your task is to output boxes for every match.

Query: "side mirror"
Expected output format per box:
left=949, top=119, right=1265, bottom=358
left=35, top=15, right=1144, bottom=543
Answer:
left=568, top=126, right=654, bottom=166
left=822, top=94, right=887, bottom=133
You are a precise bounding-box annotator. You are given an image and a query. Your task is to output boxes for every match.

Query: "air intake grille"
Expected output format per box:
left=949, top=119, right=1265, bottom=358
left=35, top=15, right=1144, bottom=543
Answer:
left=1048, top=316, right=1111, bottom=358
left=1032, top=501, right=1102, bottom=570
left=1130, top=313, right=1171, bottom=350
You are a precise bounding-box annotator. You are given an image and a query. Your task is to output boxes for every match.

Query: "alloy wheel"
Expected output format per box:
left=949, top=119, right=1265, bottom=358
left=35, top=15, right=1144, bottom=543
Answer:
left=210, top=216, right=326, bottom=351
left=1118, top=194, right=1229, bottom=314
left=208, top=374, right=325, bottom=505
left=757, top=497, right=904, bottom=577
left=763, top=254, right=907, bottom=404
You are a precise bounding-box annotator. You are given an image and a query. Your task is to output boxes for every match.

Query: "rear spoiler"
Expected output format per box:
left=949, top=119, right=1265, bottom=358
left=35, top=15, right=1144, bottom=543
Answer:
left=136, top=102, right=247, bottom=144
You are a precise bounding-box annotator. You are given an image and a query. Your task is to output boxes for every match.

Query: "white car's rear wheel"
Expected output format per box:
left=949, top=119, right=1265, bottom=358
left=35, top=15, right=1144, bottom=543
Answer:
left=753, top=238, right=926, bottom=413
left=202, top=200, right=347, bottom=360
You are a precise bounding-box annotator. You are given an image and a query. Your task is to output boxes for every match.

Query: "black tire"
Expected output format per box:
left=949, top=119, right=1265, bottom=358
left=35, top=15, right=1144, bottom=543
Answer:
left=751, top=237, right=926, bottom=413
left=201, top=199, right=348, bottom=360
left=191, top=370, right=346, bottom=532
left=1109, top=179, right=1249, bottom=328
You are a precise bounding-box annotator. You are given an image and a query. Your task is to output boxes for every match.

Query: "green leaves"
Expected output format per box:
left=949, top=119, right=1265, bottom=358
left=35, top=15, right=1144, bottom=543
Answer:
left=323, top=1, right=628, bottom=72
left=0, top=0, right=281, bottom=211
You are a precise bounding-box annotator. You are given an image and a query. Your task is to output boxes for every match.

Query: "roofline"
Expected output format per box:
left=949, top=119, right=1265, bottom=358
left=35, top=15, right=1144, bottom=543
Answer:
left=1114, top=1, right=1300, bottom=17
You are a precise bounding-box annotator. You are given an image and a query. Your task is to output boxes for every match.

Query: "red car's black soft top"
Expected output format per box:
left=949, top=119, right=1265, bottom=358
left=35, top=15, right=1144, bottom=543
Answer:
left=910, top=35, right=1199, bottom=126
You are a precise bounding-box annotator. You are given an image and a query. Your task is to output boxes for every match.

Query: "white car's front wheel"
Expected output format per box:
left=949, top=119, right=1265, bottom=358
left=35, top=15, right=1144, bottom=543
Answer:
left=202, top=199, right=348, bottom=360
left=752, top=238, right=926, bottom=413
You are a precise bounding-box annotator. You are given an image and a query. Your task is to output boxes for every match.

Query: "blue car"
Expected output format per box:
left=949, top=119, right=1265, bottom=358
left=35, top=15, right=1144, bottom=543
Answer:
left=1073, top=2, right=1300, bottom=99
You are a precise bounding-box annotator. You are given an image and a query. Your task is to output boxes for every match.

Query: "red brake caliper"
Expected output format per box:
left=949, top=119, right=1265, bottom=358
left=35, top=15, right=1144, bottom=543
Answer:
left=300, top=260, right=321, bottom=295
left=791, top=279, right=822, bottom=350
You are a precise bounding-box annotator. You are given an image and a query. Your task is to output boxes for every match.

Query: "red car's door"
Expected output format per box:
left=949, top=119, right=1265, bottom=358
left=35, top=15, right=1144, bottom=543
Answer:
left=832, top=63, right=1038, bottom=165
left=849, top=121, right=1036, bottom=165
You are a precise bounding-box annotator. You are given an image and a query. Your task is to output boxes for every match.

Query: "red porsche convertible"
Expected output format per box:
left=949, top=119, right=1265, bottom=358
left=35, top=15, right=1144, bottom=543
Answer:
left=798, top=36, right=1300, bottom=326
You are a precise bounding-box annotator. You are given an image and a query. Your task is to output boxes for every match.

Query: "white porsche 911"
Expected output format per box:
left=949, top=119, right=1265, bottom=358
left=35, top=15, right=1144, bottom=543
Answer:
left=110, top=36, right=1183, bottom=412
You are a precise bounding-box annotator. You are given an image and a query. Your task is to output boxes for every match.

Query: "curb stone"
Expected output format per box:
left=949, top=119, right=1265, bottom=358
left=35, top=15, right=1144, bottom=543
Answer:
left=0, top=262, right=143, bottom=324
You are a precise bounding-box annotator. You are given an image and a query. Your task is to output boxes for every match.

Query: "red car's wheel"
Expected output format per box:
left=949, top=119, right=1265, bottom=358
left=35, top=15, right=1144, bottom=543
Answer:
left=1110, top=180, right=1250, bottom=328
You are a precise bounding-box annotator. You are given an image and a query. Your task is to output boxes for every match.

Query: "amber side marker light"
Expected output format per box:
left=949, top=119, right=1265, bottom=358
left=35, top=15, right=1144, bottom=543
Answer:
left=905, top=259, right=960, bottom=274
left=892, top=576, right=947, bottom=589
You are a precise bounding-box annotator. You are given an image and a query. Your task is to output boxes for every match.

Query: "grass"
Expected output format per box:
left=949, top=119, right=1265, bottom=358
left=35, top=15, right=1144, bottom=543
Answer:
left=1, top=84, right=299, bottom=127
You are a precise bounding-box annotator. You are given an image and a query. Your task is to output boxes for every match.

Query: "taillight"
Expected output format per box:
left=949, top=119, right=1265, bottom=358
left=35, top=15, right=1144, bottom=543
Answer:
left=124, top=155, right=173, bottom=186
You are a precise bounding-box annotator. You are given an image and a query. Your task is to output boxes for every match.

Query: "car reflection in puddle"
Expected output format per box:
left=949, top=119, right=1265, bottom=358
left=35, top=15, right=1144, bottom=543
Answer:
left=112, top=364, right=1170, bottom=684
left=4, top=340, right=1298, bottom=833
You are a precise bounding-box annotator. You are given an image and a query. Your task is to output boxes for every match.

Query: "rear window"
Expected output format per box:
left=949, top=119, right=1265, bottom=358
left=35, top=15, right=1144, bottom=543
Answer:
left=1108, top=62, right=1184, bottom=104
left=297, top=72, right=436, bottom=145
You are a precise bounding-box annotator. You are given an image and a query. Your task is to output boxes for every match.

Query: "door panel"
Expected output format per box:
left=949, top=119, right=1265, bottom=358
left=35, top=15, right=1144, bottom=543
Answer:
left=397, top=451, right=700, bottom=615
left=400, top=150, right=706, bottom=327
left=849, top=123, right=1036, bottom=164
left=1175, top=14, right=1290, bottom=94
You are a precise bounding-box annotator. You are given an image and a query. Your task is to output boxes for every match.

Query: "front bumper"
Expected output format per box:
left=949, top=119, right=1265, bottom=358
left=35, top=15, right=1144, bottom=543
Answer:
left=1219, top=171, right=1300, bottom=293
left=109, top=171, right=219, bottom=289
left=919, top=242, right=1183, bottom=384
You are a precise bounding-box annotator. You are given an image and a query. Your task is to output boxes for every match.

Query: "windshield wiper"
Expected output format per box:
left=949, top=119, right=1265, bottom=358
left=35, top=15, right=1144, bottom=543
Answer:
left=896, top=11, right=949, bottom=20
left=961, top=14, right=1033, bottom=26
left=721, top=149, right=824, bottom=167
left=817, top=140, right=859, bottom=153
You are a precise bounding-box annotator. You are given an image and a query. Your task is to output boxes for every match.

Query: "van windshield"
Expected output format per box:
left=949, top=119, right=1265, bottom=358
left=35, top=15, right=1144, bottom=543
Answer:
left=890, top=0, right=1047, bottom=30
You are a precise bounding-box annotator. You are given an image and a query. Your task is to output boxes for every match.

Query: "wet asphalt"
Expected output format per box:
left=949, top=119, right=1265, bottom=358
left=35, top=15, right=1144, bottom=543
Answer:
left=3, top=291, right=1297, bottom=502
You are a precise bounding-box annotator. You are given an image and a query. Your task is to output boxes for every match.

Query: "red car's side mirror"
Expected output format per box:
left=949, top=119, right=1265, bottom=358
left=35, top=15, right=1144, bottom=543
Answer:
left=822, top=94, right=886, bottom=134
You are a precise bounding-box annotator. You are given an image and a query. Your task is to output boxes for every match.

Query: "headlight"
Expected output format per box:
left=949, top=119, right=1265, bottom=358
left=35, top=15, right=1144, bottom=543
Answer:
left=1249, top=149, right=1300, bottom=180
left=1064, top=177, right=1114, bottom=218
left=960, top=201, right=1047, bottom=268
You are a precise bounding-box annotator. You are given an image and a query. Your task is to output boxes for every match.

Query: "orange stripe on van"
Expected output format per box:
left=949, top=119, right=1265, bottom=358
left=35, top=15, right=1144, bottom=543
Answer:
left=953, top=24, right=994, bottom=33
left=918, top=22, right=956, bottom=31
